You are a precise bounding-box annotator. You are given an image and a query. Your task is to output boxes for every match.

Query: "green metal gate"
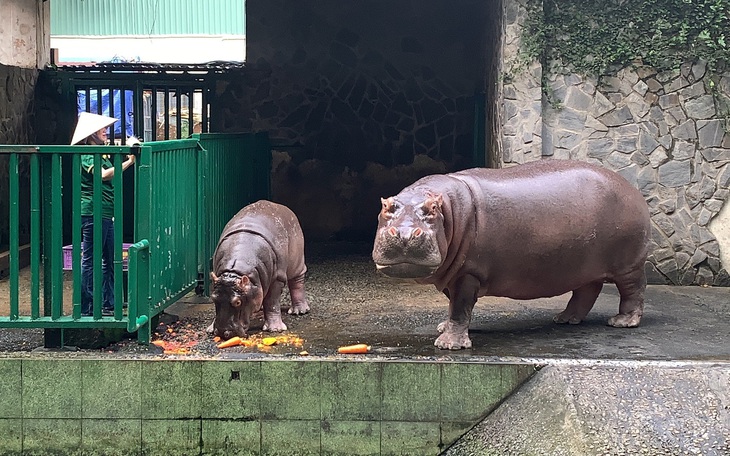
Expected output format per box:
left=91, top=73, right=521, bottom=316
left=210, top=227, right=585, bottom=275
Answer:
left=0, top=133, right=270, bottom=345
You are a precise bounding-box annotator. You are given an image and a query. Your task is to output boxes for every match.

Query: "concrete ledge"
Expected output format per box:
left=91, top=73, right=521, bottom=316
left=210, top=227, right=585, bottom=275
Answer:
left=0, top=358, right=535, bottom=455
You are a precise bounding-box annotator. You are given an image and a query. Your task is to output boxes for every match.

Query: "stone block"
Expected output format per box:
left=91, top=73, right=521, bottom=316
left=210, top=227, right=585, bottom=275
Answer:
left=679, top=82, right=706, bottom=100
left=261, top=420, right=321, bottom=456
left=321, top=421, right=381, bottom=455
left=598, top=105, right=633, bottom=127
left=23, top=360, right=83, bottom=419
left=141, top=361, right=202, bottom=420
left=625, top=92, right=650, bottom=118
left=381, top=363, right=440, bottom=421
left=658, top=93, right=679, bottom=109
left=606, top=151, right=633, bottom=169
left=202, top=420, right=260, bottom=455
left=321, top=362, right=382, bottom=421
left=564, top=86, right=593, bottom=111
left=638, top=129, right=660, bottom=155
left=633, top=80, right=649, bottom=96
left=23, top=419, right=82, bottom=455
left=646, top=78, right=663, bottom=93
left=664, top=76, right=690, bottom=93
left=260, top=361, right=321, bottom=420
left=590, top=91, right=615, bottom=117
left=673, top=140, right=695, bottom=160
left=673, top=119, right=697, bottom=140
left=684, top=95, right=716, bottom=119
left=82, top=419, right=143, bottom=456
left=700, top=148, right=729, bottom=163
left=697, top=119, right=725, bottom=148
left=691, top=60, right=707, bottom=81
left=83, top=360, right=142, bottom=419
left=201, top=361, right=261, bottom=420
left=658, top=160, right=691, bottom=187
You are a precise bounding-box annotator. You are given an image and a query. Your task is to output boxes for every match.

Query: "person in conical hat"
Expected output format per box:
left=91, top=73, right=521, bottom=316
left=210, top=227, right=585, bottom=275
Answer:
left=71, top=112, right=118, bottom=145
left=74, top=111, right=137, bottom=317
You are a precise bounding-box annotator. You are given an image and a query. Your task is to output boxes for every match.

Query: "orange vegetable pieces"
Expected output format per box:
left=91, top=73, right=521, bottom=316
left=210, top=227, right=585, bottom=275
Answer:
left=337, top=343, right=370, bottom=354
left=261, top=337, right=278, bottom=346
left=213, top=336, right=221, bottom=343
left=151, top=340, right=166, bottom=348
left=217, top=336, right=243, bottom=349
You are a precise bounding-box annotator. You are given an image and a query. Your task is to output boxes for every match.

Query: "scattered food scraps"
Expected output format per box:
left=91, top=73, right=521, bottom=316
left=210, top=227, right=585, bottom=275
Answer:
left=261, top=337, right=277, bottom=346
left=217, top=336, right=243, bottom=349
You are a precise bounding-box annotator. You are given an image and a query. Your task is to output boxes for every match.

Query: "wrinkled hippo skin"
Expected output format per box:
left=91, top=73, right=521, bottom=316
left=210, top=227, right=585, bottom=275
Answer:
left=210, top=200, right=310, bottom=340
left=372, top=160, right=651, bottom=350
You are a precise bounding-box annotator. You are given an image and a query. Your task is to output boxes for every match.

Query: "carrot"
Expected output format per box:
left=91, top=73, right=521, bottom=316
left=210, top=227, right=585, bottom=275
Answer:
left=217, top=336, right=243, bottom=349
left=337, top=343, right=370, bottom=354
left=151, top=340, right=166, bottom=348
left=213, top=336, right=221, bottom=343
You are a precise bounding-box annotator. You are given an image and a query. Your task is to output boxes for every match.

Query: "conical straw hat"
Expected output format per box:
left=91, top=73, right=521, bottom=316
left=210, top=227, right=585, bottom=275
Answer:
left=71, top=112, right=118, bottom=145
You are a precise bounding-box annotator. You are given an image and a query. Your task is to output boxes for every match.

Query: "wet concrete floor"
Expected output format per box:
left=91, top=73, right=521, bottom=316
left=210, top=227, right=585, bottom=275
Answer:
left=170, top=242, right=730, bottom=363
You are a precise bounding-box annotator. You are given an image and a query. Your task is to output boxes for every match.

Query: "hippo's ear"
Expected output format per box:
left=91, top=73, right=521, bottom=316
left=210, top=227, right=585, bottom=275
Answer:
left=380, top=197, right=396, bottom=217
left=423, top=192, right=443, bottom=217
left=239, top=275, right=251, bottom=292
left=210, top=272, right=219, bottom=284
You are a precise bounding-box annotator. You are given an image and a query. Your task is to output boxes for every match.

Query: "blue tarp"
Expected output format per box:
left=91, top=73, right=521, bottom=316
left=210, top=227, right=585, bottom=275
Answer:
left=77, top=89, right=135, bottom=138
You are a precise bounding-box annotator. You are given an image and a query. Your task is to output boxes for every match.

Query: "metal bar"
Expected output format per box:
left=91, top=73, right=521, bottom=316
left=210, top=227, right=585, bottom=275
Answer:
left=108, top=87, right=116, bottom=144
left=176, top=89, right=183, bottom=138
left=9, top=153, right=19, bottom=319
left=50, top=153, right=64, bottom=319
left=200, top=87, right=209, bottom=134
left=71, top=154, right=82, bottom=319
left=92, top=153, right=102, bottom=318
left=0, top=317, right=130, bottom=329
left=127, top=240, right=151, bottom=339
left=150, top=88, right=158, bottom=142
left=30, top=154, right=40, bottom=319
left=164, top=89, right=170, bottom=140
left=113, top=153, right=124, bottom=319
left=120, top=87, right=127, bottom=143
left=187, top=88, right=194, bottom=138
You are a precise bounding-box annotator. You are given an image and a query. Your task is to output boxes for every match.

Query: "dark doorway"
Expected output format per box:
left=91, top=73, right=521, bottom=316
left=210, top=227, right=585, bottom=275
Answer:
left=215, top=0, right=502, bottom=242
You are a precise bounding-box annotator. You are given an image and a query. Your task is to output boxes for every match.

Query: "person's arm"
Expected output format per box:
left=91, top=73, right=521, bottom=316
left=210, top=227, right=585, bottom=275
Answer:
left=98, top=155, right=136, bottom=181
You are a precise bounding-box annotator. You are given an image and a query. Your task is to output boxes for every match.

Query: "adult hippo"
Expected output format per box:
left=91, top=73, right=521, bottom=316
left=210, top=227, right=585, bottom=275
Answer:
left=210, top=200, right=310, bottom=340
left=372, top=159, right=650, bottom=350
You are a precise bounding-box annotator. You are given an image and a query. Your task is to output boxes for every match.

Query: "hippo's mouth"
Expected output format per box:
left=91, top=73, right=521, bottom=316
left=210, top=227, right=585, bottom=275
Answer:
left=375, top=262, right=439, bottom=279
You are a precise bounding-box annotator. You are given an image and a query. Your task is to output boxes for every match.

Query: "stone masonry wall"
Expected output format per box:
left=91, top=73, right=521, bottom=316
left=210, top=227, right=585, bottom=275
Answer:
left=500, top=0, right=730, bottom=286
left=540, top=65, right=730, bottom=286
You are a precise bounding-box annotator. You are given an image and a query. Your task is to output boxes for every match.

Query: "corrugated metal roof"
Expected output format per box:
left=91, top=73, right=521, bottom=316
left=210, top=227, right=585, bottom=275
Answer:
left=51, top=0, right=245, bottom=36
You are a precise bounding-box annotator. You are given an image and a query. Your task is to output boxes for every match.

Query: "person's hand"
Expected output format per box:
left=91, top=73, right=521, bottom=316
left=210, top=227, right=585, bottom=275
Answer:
left=126, top=154, right=136, bottom=164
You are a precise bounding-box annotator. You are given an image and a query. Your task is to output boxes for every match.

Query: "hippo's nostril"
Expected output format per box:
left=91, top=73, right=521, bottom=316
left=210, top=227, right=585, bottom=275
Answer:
left=223, top=330, right=233, bottom=340
left=388, top=227, right=398, bottom=237
left=412, top=228, right=423, bottom=238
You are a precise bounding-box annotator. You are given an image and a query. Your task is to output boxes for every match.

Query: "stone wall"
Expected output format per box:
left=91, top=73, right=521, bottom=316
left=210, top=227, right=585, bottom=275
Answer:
left=499, top=0, right=730, bottom=285
left=0, top=62, right=38, bottom=249
left=215, top=0, right=495, bottom=240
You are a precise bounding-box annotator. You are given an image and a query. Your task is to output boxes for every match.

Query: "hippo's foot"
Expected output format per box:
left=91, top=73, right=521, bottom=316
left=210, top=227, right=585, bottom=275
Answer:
left=434, top=331, right=472, bottom=350
left=436, top=320, right=448, bottom=333
left=607, top=312, right=641, bottom=328
left=205, top=321, right=214, bottom=334
left=553, top=311, right=584, bottom=325
left=288, top=301, right=310, bottom=316
left=262, top=318, right=288, bottom=332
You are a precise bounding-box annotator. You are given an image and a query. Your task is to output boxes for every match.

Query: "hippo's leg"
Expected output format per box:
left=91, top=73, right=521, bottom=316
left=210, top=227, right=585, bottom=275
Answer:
left=287, top=274, right=310, bottom=315
left=608, top=268, right=645, bottom=328
left=262, top=280, right=288, bottom=332
left=434, top=274, right=479, bottom=350
left=553, top=281, right=603, bottom=325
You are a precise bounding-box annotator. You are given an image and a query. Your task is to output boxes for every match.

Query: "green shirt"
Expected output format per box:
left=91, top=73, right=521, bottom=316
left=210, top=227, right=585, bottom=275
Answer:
left=80, top=154, right=115, bottom=219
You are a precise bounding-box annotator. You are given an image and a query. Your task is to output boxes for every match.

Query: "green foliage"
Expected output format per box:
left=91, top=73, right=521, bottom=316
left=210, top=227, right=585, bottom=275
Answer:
left=522, top=0, right=729, bottom=76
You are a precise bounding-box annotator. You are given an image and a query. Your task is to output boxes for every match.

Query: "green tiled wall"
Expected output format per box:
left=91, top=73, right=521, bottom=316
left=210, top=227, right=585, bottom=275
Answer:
left=0, top=359, right=535, bottom=456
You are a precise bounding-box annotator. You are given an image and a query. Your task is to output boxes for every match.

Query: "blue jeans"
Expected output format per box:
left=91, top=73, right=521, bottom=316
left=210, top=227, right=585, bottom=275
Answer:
left=81, top=216, right=115, bottom=314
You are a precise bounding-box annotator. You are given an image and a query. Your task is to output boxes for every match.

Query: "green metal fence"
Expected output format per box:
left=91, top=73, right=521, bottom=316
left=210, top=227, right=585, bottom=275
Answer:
left=194, top=132, right=271, bottom=295
left=0, top=133, right=270, bottom=345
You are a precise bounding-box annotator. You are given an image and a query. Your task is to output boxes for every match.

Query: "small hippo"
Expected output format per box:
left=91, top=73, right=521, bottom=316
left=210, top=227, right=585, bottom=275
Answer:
left=372, top=159, right=650, bottom=350
left=210, top=200, right=310, bottom=340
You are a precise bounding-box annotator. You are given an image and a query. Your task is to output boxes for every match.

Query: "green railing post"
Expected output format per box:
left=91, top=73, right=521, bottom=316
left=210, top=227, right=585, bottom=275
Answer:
left=127, top=240, right=151, bottom=342
left=9, top=153, right=19, bottom=320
